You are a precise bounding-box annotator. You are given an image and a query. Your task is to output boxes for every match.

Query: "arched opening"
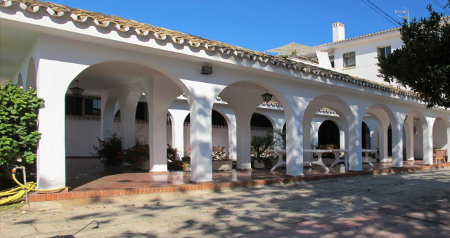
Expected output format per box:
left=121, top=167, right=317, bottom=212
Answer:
left=318, top=120, right=340, bottom=148
left=17, top=74, right=23, bottom=88
left=303, top=95, right=354, bottom=170
left=251, top=112, right=274, bottom=133
left=366, top=104, right=396, bottom=163
left=64, top=60, right=187, bottom=188
left=218, top=81, right=289, bottom=171
left=432, top=116, right=450, bottom=161
left=26, top=58, right=36, bottom=89
left=362, top=121, right=371, bottom=149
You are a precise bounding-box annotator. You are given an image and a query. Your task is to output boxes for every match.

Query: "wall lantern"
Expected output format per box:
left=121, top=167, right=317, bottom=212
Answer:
left=261, top=92, right=273, bottom=102
left=70, top=80, right=85, bottom=97
left=201, top=65, right=213, bottom=75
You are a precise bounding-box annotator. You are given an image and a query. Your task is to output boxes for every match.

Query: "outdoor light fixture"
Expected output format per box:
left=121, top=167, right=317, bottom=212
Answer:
left=201, top=65, right=213, bottom=74
left=70, top=80, right=85, bottom=97
left=261, top=92, right=273, bottom=102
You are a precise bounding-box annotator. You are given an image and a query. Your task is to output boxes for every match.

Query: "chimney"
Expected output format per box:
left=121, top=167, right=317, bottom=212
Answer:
left=332, top=22, right=345, bottom=42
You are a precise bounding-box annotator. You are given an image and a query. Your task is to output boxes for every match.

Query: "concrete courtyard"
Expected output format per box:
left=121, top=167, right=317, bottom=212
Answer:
left=1, top=168, right=449, bottom=237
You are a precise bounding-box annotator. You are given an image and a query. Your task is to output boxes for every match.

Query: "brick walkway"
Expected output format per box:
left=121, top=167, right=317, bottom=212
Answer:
left=29, top=161, right=450, bottom=202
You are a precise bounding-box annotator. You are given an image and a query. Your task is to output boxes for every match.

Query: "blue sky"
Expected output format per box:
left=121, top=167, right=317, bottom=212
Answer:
left=49, top=0, right=448, bottom=52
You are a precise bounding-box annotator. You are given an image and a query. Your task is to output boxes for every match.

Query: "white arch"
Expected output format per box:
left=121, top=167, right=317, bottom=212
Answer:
left=432, top=115, right=450, bottom=161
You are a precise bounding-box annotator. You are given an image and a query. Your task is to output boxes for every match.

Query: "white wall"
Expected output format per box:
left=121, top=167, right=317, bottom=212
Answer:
left=331, top=32, right=402, bottom=84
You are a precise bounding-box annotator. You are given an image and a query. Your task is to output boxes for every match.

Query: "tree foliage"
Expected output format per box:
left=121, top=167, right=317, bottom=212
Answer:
left=251, top=134, right=275, bottom=159
left=378, top=5, right=450, bottom=108
left=0, top=81, right=44, bottom=169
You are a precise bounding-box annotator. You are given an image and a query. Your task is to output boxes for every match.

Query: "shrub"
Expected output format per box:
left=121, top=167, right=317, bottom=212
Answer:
left=93, top=134, right=123, bottom=165
left=123, top=139, right=149, bottom=165
left=0, top=81, right=44, bottom=184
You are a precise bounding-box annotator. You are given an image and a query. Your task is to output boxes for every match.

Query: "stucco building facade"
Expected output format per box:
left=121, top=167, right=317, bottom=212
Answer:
left=1, top=0, right=449, bottom=190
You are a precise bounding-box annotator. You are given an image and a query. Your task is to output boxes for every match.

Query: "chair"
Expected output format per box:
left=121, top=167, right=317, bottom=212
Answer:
left=435, top=149, right=447, bottom=164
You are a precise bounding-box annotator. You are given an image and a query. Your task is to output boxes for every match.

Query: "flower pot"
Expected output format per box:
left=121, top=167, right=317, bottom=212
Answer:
left=212, top=160, right=232, bottom=171
left=253, top=160, right=265, bottom=169
left=183, top=167, right=191, bottom=172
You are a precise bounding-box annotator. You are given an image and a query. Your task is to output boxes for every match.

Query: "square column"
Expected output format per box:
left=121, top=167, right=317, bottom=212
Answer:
left=392, top=112, right=406, bottom=167
left=188, top=83, right=221, bottom=182
left=286, top=96, right=307, bottom=176
left=348, top=111, right=363, bottom=171
left=423, top=117, right=435, bottom=164
left=118, top=90, right=142, bottom=150
left=36, top=59, right=86, bottom=189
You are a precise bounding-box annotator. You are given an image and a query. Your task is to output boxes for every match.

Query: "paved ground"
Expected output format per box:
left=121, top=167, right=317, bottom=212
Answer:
left=1, top=168, right=449, bottom=237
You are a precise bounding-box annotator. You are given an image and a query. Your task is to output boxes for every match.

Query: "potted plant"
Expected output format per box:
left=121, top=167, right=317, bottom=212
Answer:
left=251, top=134, right=275, bottom=169
left=182, top=162, right=191, bottom=172
left=212, top=145, right=232, bottom=171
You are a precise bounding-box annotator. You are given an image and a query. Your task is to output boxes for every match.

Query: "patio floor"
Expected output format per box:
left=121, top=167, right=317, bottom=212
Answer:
left=29, top=160, right=450, bottom=202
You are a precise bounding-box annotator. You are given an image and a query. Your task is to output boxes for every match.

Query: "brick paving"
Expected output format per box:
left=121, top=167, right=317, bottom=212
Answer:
left=28, top=161, right=450, bottom=202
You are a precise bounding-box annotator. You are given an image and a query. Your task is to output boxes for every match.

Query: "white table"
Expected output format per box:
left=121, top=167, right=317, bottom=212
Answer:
left=269, top=149, right=286, bottom=171
left=303, top=149, right=332, bottom=172
left=329, top=149, right=349, bottom=169
left=362, top=149, right=377, bottom=167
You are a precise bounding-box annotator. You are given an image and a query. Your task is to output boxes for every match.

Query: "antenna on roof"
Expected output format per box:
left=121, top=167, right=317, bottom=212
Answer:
left=395, top=8, right=409, bottom=24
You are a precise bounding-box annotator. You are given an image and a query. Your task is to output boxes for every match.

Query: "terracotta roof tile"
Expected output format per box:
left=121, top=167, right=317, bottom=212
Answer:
left=1, top=0, right=419, bottom=99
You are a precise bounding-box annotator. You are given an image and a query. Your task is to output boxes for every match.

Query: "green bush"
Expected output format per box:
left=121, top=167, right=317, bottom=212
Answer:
left=93, top=133, right=123, bottom=165
left=0, top=81, right=44, bottom=181
left=123, top=139, right=149, bottom=165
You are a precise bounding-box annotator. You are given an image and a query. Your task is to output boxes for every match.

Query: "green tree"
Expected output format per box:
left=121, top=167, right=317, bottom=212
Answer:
left=0, top=81, right=44, bottom=172
left=378, top=4, right=450, bottom=108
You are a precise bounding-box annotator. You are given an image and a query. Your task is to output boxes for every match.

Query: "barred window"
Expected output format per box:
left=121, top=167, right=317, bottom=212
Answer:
left=85, top=97, right=101, bottom=116
left=65, top=95, right=82, bottom=115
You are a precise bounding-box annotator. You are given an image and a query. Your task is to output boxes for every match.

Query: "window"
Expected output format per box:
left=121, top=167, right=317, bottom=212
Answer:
left=329, top=55, right=335, bottom=68
left=377, top=46, right=391, bottom=58
left=65, top=95, right=82, bottom=115
left=135, top=102, right=147, bottom=121
left=66, top=95, right=101, bottom=116
left=343, top=51, right=355, bottom=67
left=85, top=97, right=101, bottom=116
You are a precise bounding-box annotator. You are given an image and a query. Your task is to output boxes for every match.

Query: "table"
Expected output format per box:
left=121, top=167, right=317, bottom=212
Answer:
left=362, top=149, right=377, bottom=167
left=269, top=149, right=286, bottom=171
left=303, top=149, right=333, bottom=172
left=329, top=149, right=349, bottom=169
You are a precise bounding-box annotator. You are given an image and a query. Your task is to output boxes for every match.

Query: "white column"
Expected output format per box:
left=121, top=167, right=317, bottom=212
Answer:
left=226, top=113, right=237, bottom=160
left=423, top=117, right=435, bottom=164
left=36, top=59, right=86, bottom=189
left=348, top=108, right=363, bottom=171
left=144, top=78, right=182, bottom=172
left=235, top=111, right=253, bottom=169
left=118, top=90, right=142, bottom=149
left=217, top=108, right=237, bottom=160
left=101, top=92, right=118, bottom=140
left=221, top=88, right=262, bottom=170
left=404, top=115, right=414, bottom=161
left=188, top=82, right=222, bottom=182
left=168, top=108, right=190, bottom=157
left=287, top=96, right=308, bottom=176
left=392, top=112, right=406, bottom=167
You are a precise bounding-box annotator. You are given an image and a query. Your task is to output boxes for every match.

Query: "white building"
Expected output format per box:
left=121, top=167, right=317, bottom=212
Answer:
left=1, top=0, right=449, bottom=190
left=269, top=22, right=402, bottom=85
